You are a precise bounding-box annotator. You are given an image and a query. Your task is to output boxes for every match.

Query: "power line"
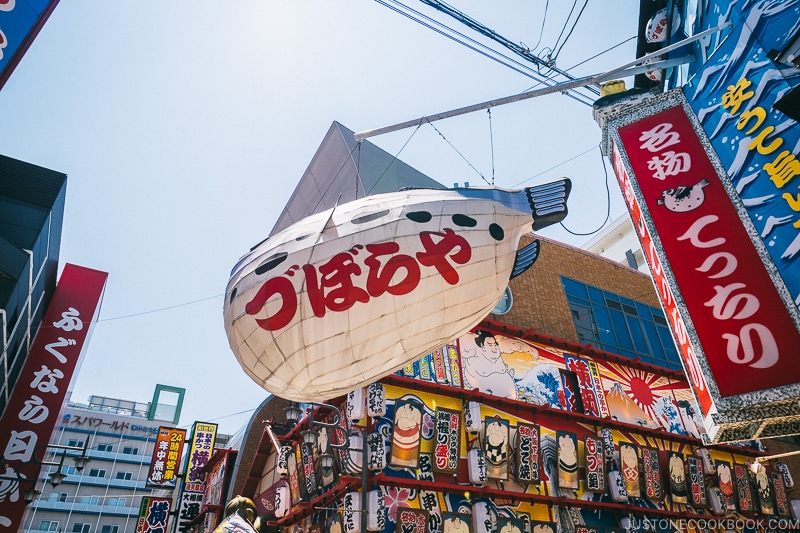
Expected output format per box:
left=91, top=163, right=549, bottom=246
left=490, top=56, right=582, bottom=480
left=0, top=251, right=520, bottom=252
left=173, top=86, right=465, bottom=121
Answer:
left=559, top=142, right=612, bottom=236
left=552, top=0, right=589, bottom=61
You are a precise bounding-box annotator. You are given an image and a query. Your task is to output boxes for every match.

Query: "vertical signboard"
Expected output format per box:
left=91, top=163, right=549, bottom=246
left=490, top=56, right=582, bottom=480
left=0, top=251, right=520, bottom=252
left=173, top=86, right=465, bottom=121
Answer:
left=556, top=431, right=578, bottom=489
left=173, top=422, right=217, bottom=533
left=0, top=264, right=107, bottom=532
left=0, top=0, right=60, bottom=91
left=137, top=497, right=172, bottom=533
left=641, top=447, right=662, bottom=501
left=514, top=423, right=540, bottom=484
left=432, top=408, right=461, bottom=474
left=147, top=427, right=187, bottom=488
left=583, top=436, right=604, bottom=493
left=607, top=91, right=800, bottom=441
left=686, top=455, right=707, bottom=508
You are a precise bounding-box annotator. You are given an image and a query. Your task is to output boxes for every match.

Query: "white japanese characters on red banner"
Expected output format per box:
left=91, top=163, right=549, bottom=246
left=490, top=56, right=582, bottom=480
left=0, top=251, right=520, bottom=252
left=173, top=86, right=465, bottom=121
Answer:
left=0, top=264, right=107, bottom=532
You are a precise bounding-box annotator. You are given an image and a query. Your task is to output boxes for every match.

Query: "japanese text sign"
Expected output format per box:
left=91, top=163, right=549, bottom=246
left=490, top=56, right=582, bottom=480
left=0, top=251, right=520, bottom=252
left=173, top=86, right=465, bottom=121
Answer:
left=610, top=96, right=800, bottom=417
left=136, top=496, right=171, bottom=533
left=0, top=264, right=107, bottom=532
left=147, top=426, right=186, bottom=488
left=185, top=422, right=217, bottom=487
left=583, top=436, right=604, bottom=493
left=515, top=423, right=540, bottom=484
left=432, top=408, right=461, bottom=474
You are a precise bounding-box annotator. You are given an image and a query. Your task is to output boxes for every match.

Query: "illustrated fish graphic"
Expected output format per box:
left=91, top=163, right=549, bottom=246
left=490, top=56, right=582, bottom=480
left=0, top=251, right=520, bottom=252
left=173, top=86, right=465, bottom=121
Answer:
left=657, top=178, right=710, bottom=213
left=224, top=179, right=571, bottom=402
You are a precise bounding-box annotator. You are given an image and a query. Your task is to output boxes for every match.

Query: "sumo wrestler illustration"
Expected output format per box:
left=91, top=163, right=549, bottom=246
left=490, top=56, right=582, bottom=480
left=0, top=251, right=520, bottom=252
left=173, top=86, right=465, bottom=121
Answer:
left=462, top=331, right=517, bottom=399
left=390, top=401, right=422, bottom=468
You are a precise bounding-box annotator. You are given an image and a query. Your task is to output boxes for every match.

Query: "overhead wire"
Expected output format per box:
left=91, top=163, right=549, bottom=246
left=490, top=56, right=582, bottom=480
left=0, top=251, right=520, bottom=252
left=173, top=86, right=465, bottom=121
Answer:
left=374, top=0, right=596, bottom=106
left=530, top=0, right=550, bottom=52
left=559, top=142, right=612, bottom=236
left=550, top=0, right=580, bottom=59
left=551, top=0, right=589, bottom=62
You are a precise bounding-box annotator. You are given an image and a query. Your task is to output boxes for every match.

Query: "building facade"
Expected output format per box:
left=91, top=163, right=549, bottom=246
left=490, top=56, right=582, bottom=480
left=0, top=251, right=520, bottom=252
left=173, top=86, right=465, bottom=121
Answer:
left=21, top=391, right=185, bottom=533
left=0, top=154, right=67, bottom=417
left=225, top=237, right=797, bottom=533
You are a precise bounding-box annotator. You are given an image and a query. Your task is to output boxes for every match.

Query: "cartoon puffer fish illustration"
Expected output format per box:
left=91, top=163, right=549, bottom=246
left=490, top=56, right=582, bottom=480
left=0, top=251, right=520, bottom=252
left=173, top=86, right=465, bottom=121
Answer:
left=224, top=180, right=571, bottom=402
left=656, top=178, right=710, bottom=212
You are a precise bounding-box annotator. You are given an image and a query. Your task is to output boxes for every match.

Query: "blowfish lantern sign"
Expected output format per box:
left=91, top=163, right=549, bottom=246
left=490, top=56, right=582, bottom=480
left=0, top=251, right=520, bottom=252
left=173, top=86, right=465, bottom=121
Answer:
left=224, top=182, right=571, bottom=402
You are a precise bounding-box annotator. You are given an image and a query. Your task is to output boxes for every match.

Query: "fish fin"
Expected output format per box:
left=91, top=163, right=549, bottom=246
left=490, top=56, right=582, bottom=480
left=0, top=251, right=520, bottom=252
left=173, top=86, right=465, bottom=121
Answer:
left=526, top=178, right=572, bottom=231
left=510, top=239, right=540, bottom=280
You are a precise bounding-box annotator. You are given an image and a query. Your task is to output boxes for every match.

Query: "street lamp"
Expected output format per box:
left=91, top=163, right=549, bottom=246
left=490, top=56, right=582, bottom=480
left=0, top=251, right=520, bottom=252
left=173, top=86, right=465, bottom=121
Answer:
left=0, top=440, right=91, bottom=501
left=284, top=401, right=369, bottom=533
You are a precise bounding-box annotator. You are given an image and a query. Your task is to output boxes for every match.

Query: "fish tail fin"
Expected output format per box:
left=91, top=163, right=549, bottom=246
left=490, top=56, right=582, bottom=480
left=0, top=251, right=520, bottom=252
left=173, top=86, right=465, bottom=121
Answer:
left=510, top=239, right=540, bottom=280
left=525, top=178, right=572, bottom=231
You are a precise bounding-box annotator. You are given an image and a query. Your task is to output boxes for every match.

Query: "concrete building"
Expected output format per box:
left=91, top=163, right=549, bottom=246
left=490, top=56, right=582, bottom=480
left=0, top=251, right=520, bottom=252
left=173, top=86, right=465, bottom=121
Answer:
left=581, top=215, right=648, bottom=275
left=21, top=389, right=186, bottom=533
left=0, top=154, right=66, bottom=417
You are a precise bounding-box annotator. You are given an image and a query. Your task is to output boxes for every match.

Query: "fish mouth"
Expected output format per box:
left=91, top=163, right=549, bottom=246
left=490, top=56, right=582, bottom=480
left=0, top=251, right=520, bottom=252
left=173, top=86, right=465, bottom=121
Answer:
left=525, top=179, right=572, bottom=230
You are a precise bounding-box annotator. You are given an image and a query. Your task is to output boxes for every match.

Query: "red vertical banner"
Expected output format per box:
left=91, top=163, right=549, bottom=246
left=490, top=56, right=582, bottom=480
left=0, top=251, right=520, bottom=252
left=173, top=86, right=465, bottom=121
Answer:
left=0, top=264, right=107, bottom=532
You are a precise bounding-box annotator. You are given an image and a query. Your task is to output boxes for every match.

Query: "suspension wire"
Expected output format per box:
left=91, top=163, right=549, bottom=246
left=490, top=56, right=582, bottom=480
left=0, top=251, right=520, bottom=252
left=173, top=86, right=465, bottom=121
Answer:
left=530, top=0, right=550, bottom=52
left=487, top=108, right=496, bottom=186
left=426, top=119, right=491, bottom=186
left=366, top=123, right=424, bottom=195
left=308, top=139, right=364, bottom=216
left=511, top=145, right=596, bottom=188
left=552, top=0, right=589, bottom=61
left=559, top=142, right=612, bottom=236
left=563, top=35, right=637, bottom=72
left=375, top=0, right=596, bottom=106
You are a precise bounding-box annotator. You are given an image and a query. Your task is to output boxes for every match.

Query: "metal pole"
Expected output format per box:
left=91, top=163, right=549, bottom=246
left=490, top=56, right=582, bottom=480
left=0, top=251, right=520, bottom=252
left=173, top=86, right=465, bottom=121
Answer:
left=353, top=23, right=730, bottom=141
left=361, top=425, right=368, bottom=533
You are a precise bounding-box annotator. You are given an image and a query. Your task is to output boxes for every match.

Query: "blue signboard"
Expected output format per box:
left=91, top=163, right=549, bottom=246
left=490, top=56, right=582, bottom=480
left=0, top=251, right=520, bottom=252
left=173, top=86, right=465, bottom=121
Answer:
left=680, top=1, right=800, bottom=305
left=0, top=0, right=59, bottom=90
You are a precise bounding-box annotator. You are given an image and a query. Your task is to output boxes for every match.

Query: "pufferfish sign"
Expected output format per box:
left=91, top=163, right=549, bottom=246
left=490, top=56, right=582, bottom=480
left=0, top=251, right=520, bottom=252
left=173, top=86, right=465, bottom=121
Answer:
left=224, top=181, right=571, bottom=402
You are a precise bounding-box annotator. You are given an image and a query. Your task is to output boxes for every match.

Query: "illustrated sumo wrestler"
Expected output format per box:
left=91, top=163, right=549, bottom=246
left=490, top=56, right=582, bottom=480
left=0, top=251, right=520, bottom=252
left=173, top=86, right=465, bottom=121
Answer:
left=390, top=401, right=423, bottom=468
left=461, top=331, right=517, bottom=399
left=443, top=514, right=472, bottom=533
left=484, top=417, right=509, bottom=480
left=556, top=432, right=578, bottom=489
left=668, top=452, right=687, bottom=503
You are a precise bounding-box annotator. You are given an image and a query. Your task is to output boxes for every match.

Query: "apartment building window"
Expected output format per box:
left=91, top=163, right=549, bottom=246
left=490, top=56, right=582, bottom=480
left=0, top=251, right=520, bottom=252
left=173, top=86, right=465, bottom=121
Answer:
left=87, top=468, right=107, bottom=478
left=561, top=277, right=681, bottom=370
left=72, top=524, right=91, bottom=533
left=60, top=465, right=76, bottom=475
left=107, top=497, right=127, bottom=507
left=80, top=495, right=100, bottom=505
left=122, top=446, right=139, bottom=455
left=67, top=439, right=85, bottom=448
left=97, top=443, right=113, bottom=452
left=39, top=521, right=59, bottom=531
left=101, top=526, right=120, bottom=533
left=48, top=492, right=68, bottom=502
left=115, top=471, right=133, bottom=480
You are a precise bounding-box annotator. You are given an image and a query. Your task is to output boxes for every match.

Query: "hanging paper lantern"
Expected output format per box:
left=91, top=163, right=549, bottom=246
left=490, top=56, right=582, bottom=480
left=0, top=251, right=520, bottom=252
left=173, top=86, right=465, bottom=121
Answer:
left=224, top=182, right=572, bottom=402
left=696, top=448, right=714, bottom=474
left=464, top=401, right=482, bottom=433
left=777, top=462, right=794, bottom=488
left=367, top=383, right=386, bottom=418
left=348, top=388, right=365, bottom=421
left=468, top=443, right=488, bottom=485
left=367, top=432, right=385, bottom=471
left=274, top=483, right=290, bottom=518
left=276, top=445, right=292, bottom=477
left=608, top=470, right=628, bottom=503
left=708, top=486, right=727, bottom=515
left=791, top=499, right=800, bottom=520
left=367, top=489, right=386, bottom=531
left=343, top=491, right=361, bottom=533
left=472, top=501, right=493, bottom=533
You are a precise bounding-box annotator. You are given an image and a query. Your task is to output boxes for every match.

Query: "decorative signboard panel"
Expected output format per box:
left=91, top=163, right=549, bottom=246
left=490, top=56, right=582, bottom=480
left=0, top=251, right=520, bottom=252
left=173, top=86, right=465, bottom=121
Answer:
left=641, top=447, right=662, bottom=501
left=147, top=427, right=186, bottom=488
left=715, top=460, right=735, bottom=512
left=607, top=90, right=800, bottom=442
left=433, top=408, right=461, bottom=474
left=391, top=400, right=423, bottom=468
left=619, top=442, right=640, bottom=498
left=583, top=436, right=604, bottom=493
left=686, top=455, right=707, bottom=508
left=398, top=508, right=428, bottom=533
left=443, top=513, right=472, bottom=533
left=484, top=417, right=509, bottom=480
left=514, top=423, right=540, bottom=484
left=556, top=431, right=579, bottom=489
left=733, top=463, right=754, bottom=512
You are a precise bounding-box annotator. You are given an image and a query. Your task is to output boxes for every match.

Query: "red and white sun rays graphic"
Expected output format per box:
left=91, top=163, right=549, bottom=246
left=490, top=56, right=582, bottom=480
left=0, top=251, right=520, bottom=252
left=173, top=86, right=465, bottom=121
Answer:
left=602, top=364, right=684, bottom=422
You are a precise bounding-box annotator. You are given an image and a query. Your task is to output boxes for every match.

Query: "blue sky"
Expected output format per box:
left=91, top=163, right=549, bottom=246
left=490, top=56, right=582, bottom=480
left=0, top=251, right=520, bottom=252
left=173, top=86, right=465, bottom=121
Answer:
left=0, top=1, right=640, bottom=434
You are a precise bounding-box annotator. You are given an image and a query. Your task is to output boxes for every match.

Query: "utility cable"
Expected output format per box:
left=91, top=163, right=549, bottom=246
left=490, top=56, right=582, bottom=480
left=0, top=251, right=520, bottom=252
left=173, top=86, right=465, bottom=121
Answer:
left=511, top=144, right=597, bottom=188
left=375, top=0, right=596, bottom=106
left=530, top=0, right=550, bottom=52
left=552, top=0, right=589, bottom=61
left=426, top=119, right=491, bottom=186
left=559, top=142, right=612, bottom=236
left=549, top=0, right=579, bottom=60
left=366, top=123, right=423, bottom=195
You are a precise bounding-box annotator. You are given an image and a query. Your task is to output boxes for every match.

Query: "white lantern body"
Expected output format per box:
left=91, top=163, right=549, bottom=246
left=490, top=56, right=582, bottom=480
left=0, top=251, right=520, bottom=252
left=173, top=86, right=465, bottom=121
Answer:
left=367, top=432, right=385, bottom=471
left=472, top=501, right=492, bottom=533
left=468, top=444, right=488, bottom=485
left=609, top=470, right=628, bottom=503
left=464, top=401, right=482, bottom=433
left=367, top=383, right=386, bottom=418
left=708, top=487, right=727, bottom=515
left=367, top=489, right=386, bottom=531
left=696, top=448, right=714, bottom=474
left=791, top=499, right=800, bottom=520
left=276, top=445, right=292, bottom=477
left=344, top=491, right=361, bottom=533
left=274, top=484, right=290, bottom=518
left=777, top=462, right=794, bottom=488
left=348, top=388, right=365, bottom=421
left=224, top=183, right=571, bottom=402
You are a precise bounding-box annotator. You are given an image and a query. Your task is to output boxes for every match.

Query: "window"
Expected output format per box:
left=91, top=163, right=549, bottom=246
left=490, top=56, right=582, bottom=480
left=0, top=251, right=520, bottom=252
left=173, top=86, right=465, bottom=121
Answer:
left=80, top=495, right=100, bottom=505
left=97, top=443, right=113, bottom=452
left=67, top=439, right=85, bottom=448
left=115, top=471, right=132, bottom=480
left=48, top=492, right=68, bottom=502
left=122, top=446, right=139, bottom=455
left=39, top=521, right=59, bottom=531
left=60, top=465, right=76, bottom=475
left=72, top=524, right=90, bottom=533
left=561, top=277, right=681, bottom=370
left=101, top=526, right=120, bottom=533
left=87, top=468, right=107, bottom=478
